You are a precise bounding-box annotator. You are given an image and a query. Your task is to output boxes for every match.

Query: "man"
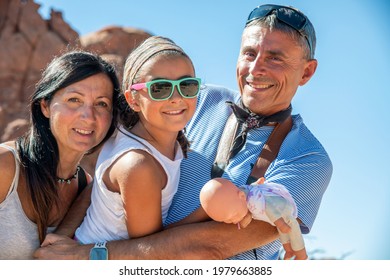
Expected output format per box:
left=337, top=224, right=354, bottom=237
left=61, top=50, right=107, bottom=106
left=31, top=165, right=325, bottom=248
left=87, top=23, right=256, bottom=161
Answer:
left=35, top=4, right=332, bottom=260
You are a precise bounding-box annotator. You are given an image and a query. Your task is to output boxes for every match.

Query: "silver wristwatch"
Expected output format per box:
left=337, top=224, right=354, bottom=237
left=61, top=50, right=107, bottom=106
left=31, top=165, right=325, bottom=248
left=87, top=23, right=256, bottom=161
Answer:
left=89, top=241, right=108, bottom=260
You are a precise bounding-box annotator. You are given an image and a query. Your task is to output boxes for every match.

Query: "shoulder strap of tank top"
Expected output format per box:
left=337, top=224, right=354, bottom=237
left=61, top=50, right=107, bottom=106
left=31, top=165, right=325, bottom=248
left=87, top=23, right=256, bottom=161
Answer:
left=0, top=143, right=21, bottom=196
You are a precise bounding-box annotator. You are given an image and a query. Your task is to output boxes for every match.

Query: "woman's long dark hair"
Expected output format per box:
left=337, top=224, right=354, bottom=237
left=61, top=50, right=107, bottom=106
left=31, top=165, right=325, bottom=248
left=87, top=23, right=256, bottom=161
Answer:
left=15, top=50, right=120, bottom=242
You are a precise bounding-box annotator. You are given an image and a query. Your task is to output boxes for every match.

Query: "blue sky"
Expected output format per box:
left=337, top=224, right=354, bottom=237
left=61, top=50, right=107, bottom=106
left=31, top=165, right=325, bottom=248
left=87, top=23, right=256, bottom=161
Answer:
left=36, top=0, right=390, bottom=260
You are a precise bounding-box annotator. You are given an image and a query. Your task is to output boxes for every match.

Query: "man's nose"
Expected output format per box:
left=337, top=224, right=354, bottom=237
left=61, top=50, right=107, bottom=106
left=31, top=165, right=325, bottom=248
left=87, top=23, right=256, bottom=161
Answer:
left=249, top=55, right=267, bottom=75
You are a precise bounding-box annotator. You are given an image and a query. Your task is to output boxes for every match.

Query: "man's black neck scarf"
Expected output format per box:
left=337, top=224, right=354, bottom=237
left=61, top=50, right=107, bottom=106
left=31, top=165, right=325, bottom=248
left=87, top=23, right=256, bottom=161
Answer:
left=226, top=100, right=292, bottom=159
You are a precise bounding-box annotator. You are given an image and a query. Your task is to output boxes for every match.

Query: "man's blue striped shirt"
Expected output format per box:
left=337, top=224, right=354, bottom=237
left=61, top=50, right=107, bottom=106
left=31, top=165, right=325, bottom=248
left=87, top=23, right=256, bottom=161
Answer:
left=165, top=84, right=333, bottom=260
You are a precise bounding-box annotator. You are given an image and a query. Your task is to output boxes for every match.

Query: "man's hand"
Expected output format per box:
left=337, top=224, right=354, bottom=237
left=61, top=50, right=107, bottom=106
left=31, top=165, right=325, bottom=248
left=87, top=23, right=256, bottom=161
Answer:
left=34, top=233, right=91, bottom=260
left=40, top=233, right=71, bottom=247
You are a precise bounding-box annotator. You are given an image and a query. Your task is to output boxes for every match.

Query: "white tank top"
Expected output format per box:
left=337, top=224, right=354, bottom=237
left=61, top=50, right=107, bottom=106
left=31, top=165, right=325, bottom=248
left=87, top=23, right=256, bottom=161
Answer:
left=75, top=129, right=183, bottom=244
left=0, top=144, right=55, bottom=259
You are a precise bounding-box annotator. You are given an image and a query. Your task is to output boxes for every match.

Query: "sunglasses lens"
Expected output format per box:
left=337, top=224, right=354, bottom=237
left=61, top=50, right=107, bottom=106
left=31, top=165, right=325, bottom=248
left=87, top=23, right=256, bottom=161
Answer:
left=179, top=79, right=200, bottom=98
left=247, top=5, right=273, bottom=23
left=150, top=81, right=173, bottom=100
left=247, top=5, right=306, bottom=30
left=276, top=9, right=306, bottom=30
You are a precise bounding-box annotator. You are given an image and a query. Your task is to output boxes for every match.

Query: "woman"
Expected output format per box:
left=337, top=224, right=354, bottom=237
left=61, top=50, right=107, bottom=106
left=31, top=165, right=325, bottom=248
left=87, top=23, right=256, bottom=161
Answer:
left=0, top=50, right=120, bottom=259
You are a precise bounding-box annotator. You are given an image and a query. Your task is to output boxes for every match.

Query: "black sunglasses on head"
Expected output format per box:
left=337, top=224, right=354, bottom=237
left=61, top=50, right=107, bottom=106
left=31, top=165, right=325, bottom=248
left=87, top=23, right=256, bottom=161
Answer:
left=246, top=4, right=313, bottom=58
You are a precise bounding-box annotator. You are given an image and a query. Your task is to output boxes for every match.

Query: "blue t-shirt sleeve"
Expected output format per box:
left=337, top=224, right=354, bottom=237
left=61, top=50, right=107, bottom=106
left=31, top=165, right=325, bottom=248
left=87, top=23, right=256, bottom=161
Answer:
left=265, top=146, right=333, bottom=234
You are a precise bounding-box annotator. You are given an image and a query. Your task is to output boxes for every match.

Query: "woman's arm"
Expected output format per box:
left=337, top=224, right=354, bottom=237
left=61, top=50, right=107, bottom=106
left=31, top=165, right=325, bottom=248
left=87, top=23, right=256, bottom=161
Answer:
left=53, top=183, right=92, bottom=237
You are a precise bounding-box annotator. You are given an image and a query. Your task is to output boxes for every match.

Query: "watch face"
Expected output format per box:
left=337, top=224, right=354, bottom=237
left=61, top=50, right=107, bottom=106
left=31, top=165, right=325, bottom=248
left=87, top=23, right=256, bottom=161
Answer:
left=90, top=248, right=108, bottom=260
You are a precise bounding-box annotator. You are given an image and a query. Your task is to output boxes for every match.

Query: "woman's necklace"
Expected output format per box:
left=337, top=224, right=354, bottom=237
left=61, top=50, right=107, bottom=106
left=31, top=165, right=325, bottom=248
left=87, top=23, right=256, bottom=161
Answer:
left=57, top=166, right=80, bottom=184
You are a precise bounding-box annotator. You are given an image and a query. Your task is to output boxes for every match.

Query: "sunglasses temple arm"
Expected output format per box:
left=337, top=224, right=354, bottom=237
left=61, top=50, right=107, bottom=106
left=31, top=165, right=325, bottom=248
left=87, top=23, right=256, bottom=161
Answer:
left=130, top=83, right=147, bottom=90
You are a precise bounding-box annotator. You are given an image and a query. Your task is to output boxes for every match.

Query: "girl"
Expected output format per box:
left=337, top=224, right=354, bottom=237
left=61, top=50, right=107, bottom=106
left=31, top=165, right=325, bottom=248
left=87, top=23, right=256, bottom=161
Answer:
left=75, top=36, right=201, bottom=243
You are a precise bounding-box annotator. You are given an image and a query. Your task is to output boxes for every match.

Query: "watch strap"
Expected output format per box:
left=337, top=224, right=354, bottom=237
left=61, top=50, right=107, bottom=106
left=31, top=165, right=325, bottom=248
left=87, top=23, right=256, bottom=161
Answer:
left=89, top=241, right=108, bottom=260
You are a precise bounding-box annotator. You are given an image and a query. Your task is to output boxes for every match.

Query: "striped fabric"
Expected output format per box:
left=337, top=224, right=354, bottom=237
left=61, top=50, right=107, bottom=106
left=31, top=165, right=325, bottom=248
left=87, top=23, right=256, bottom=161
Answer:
left=165, top=84, right=333, bottom=260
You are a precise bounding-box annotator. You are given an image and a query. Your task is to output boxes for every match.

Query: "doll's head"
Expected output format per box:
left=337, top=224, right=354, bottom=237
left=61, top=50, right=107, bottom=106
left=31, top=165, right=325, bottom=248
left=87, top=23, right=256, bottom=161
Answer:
left=200, top=178, right=249, bottom=224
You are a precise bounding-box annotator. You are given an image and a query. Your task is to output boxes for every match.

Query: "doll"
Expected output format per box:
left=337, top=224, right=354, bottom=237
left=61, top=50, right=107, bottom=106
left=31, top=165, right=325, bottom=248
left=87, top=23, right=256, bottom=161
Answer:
left=200, top=177, right=308, bottom=260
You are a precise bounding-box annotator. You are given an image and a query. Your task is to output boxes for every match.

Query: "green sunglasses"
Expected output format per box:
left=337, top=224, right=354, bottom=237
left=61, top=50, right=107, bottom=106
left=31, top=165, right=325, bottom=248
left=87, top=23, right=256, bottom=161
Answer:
left=130, top=77, right=201, bottom=101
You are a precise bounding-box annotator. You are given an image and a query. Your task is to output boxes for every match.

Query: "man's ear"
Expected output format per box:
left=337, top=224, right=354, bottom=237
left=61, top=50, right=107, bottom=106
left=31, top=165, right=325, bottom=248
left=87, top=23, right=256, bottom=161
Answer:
left=299, top=59, right=317, bottom=86
left=124, top=89, right=140, bottom=112
left=40, top=100, right=50, bottom=118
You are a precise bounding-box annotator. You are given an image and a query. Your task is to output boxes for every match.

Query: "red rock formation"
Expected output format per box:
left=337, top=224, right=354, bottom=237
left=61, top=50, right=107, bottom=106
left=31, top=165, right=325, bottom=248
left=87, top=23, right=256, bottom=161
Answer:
left=0, top=0, right=151, bottom=174
left=81, top=25, right=151, bottom=81
left=0, top=0, right=151, bottom=141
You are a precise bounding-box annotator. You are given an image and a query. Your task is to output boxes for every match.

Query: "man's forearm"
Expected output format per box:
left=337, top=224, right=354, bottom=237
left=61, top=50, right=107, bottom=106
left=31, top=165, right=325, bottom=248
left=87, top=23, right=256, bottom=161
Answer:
left=105, top=220, right=278, bottom=259
left=36, top=218, right=278, bottom=260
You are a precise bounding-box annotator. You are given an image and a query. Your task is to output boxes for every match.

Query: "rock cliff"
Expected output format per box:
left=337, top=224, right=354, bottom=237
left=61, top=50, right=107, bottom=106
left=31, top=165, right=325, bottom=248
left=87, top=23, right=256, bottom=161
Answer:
left=0, top=0, right=151, bottom=143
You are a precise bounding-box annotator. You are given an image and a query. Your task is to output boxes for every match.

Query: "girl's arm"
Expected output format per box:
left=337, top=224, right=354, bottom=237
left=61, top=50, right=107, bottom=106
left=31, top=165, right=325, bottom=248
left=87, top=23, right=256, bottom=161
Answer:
left=166, top=207, right=210, bottom=228
left=107, top=149, right=165, bottom=238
